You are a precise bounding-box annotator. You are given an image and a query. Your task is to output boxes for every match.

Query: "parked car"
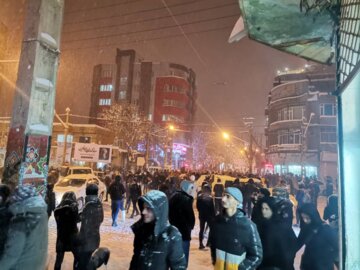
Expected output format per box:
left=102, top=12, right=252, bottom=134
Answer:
left=196, top=174, right=262, bottom=192
left=54, top=174, right=106, bottom=211
left=94, top=171, right=105, bottom=181
left=58, top=166, right=94, bottom=182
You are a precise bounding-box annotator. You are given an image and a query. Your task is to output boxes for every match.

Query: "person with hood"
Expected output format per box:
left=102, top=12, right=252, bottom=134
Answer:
left=250, top=188, right=270, bottom=226
left=45, top=182, right=56, bottom=219
left=257, top=197, right=297, bottom=270
left=213, top=178, right=224, bottom=215
left=297, top=203, right=339, bottom=270
left=272, top=187, right=294, bottom=228
left=130, top=190, right=187, bottom=270
left=77, top=184, right=104, bottom=270
left=54, top=191, right=80, bottom=270
left=109, top=175, right=126, bottom=226
left=210, top=187, right=263, bottom=270
left=0, top=184, right=11, bottom=257
left=323, top=195, right=339, bottom=230
left=196, top=184, right=215, bottom=249
left=169, top=180, right=195, bottom=266
left=0, top=185, right=48, bottom=270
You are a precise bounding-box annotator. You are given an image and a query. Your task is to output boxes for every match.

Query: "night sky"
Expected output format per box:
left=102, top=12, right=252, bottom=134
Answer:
left=0, top=0, right=307, bottom=132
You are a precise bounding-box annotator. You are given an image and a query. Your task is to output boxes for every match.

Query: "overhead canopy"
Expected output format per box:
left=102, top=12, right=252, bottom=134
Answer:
left=233, top=0, right=336, bottom=64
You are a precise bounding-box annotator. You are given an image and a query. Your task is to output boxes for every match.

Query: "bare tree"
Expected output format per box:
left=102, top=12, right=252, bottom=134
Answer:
left=100, top=102, right=151, bottom=165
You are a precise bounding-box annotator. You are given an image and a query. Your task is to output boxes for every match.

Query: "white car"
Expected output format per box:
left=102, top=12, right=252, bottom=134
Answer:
left=196, top=174, right=262, bottom=192
left=54, top=174, right=106, bottom=211
left=58, top=166, right=94, bottom=182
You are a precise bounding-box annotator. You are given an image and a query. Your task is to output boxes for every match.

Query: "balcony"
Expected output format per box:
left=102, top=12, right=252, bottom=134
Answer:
left=268, top=144, right=301, bottom=152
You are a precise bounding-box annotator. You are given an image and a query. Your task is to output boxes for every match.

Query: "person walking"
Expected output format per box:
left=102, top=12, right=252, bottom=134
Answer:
left=250, top=188, right=270, bottom=226
left=0, top=185, right=48, bottom=270
left=297, top=203, right=339, bottom=270
left=54, top=191, right=80, bottom=270
left=45, top=182, right=56, bottom=219
left=77, top=184, right=104, bottom=270
left=196, top=184, right=215, bottom=249
left=169, top=180, right=195, bottom=267
left=108, top=175, right=126, bottom=226
left=323, top=194, right=339, bottom=230
left=103, top=175, right=112, bottom=202
left=129, top=179, right=141, bottom=218
left=210, top=187, right=263, bottom=270
left=272, top=187, right=294, bottom=228
left=213, top=179, right=224, bottom=215
left=243, top=179, right=258, bottom=217
left=257, top=197, right=297, bottom=270
left=129, top=190, right=186, bottom=270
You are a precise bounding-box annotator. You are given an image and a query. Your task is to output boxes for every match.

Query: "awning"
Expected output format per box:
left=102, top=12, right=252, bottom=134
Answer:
left=230, top=0, right=337, bottom=64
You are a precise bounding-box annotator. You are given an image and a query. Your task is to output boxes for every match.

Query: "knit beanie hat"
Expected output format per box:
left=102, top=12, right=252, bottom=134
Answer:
left=10, top=184, right=37, bottom=204
left=181, top=180, right=195, bottom=197
left=225, top=187, right=243, bottom=209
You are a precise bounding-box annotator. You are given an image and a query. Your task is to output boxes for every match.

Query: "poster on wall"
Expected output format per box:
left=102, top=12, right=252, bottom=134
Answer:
left=74, top=143, right=112, bottom=163
left=20, top=135, right=51, bottom=196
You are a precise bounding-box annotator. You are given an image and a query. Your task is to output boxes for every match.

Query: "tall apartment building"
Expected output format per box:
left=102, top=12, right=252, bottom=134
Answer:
left=265, top=65, right=338, bottom=180
left=89, top=49, right=197, bottom=169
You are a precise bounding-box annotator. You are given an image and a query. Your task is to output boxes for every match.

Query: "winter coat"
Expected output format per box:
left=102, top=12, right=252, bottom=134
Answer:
left=0, top=205, right=11, bottom=257
left=323, top=195, right=338, bottom=229
left=0, top=196, right=48, bottom=270
left=109, top=181, right=126, bottom=201
left=211, top=210, right=263, bottom=270
left=274, top=198, right=293, bottom=228
left=78, top=195, right=104, bottom=253
left=130, top=183, right=142, bottom=201
left=130, top=190, right=186, bottom=270
left=213, top=183, right=224, bottom=199
left=243, top=183, right=258, bottom=200
left=196, top=193, right=215, bottom=222
left=54, top=201, right=80, bottom=253
left=297, top=204, right=339, bottom=270
left=45, top=188, right=56, bottom=218
left=257, top=217, right=297, bottom=269
left=169, top=190, right=195, bottom=241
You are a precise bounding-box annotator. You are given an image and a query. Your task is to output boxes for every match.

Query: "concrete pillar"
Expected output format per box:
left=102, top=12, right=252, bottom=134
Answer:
left=2, top=0, right=64, bottom=194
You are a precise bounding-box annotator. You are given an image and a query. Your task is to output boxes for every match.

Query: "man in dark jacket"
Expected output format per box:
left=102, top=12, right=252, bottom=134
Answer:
left=196, top=184, right=215, bottom=249
left=129, top=179, right=141, bottom=218
left=211, top=187, right=263, bottom=270
left=213, top=179, right=224, bottom=215
left=45, top=182, right=56, bottom=219
left=243, top=179, right=258, bottom=216
left=273, top=187, right=294, bottom=228
left=169, top=180, right=195, bottom=266
left=77, top=184, right=104, bottom=270
left=108, top=175, right=126, bottom=226
left=54, top=191, right=80, bottom=270
left=130, top=190, right=186, bottom=270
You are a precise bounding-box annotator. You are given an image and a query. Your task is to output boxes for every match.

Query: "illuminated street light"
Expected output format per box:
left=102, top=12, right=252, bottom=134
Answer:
left=168, top=124, right=175, bottom=131
left=222, top=132, right=230, bottom=140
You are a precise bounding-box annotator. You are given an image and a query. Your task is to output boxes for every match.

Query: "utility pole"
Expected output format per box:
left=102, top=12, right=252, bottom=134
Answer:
left=62, top=108, right=70, bottom=165
left=2, top=0, right=64, bottom=192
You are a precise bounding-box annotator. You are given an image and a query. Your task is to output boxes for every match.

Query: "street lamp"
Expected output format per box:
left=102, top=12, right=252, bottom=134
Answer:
left=222, top=132, right=230, bottom=140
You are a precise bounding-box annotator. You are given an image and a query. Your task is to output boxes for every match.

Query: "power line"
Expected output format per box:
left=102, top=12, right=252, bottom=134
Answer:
left=63, top=13, right=238, bottom=43
left=62, top=25, right=233, bottom=51
left=63, top=2, right=236, bottom=34
left=64, top=0, right=208, bottom=26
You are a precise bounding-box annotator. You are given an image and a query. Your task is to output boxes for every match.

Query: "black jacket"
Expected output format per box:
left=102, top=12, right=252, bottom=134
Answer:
left=130, top=183, right=142, bottom=200
left=169, top=190, right=195, bottom=241
left=0, top=205, right=11, bottom=256
left=257, top=219, right=297, bottom=270
left=109, top=181, right=126, bottom=201
left=211, top=209, right=263, bottom=269
left=196, top=193, right=215, bottom=221
left=297, top=204, right=339, bottom=270
left=78, top=195, right=104, bottom=253
left=213, top=183, right=224, bottom=199
left=54, top=201, right=80, bottom=253
left=130, top=190, right=186, bottom=270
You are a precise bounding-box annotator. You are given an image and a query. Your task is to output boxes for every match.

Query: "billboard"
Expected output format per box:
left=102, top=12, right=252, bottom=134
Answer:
left=74, top=143, right=112, bottom=163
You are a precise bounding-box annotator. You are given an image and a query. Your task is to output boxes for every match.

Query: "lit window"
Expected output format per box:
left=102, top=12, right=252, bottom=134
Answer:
left=99, top=99, right=111, bottom=106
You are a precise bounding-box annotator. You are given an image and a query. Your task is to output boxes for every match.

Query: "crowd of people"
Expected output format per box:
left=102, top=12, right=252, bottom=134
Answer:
left=0, top=168, right=339, bottom=270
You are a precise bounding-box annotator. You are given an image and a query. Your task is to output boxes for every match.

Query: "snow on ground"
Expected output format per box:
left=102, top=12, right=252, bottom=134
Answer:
left=47, top=197, right=327, bottom=269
